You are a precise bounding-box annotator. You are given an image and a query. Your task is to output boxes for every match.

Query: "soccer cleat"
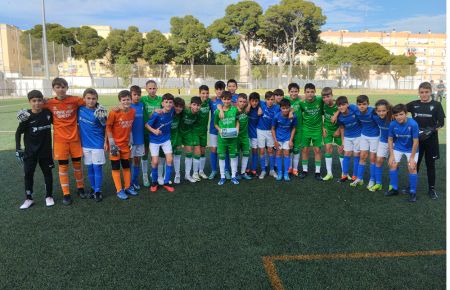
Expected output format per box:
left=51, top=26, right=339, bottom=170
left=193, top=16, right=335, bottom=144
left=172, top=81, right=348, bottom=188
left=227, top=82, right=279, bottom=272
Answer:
left=231, top=177, right=239, bottom=185
left=126, top=186, right=138, bottom=196
left=269, top=170, right=278, bottom=179
left=322, top=174, right=333, bottom=181
left=284, top=174, right=291, bottom=182
left=251, top=170, right=258, bottom=177
left=89, top=188, right=95, bottom=199
left=245, top=168, right=251, bottom=174
left=288, top=168, right=293, bottom=174
left=218, top=178, right=226, bottom=185
left=20, top=199, right=34, bottom=210
left=276, top=175, right=283, bottom=181
left=94, top=192, right=103, bottom=202
left=299, top=171, right=308, bottom=179
left=428, top=188, right=438, bottom=200
left=384, top=188, right=399, bottom=197
left=150, top=184, right=158, bottom=192
left=174, top=175, right=181, bottom=184
left=208, top=171, right=217, bottom=180
left=350, top=179, right=363, bottom=187
left=315, top=173, right=323, bottom=181
left=292, top=169, right=299, bottom=176
left=162, top=184, right=175, bottom=192
left=225, top=171, right=231, bottom=180
left=192, top=173, right=201, bottom=182
left=157, top=177, right=164, bottom=186
left=143, top=175, right=150, bottom=187
left=408, top=193, right=417, bottom=202
left=241, top=173, right=252, bottom=180
left=351, top=175, right=357, bottom=181
left=338, top=175, right=349, bottom=183
left=45, top=197, right=55, bottom=207
left=235, top=174, right=242, bottom=180
left=369, top=184, right=383, bottom=192
left=63, top=195, right=73, bottom=206
left=132, top=183, right=141, bottom=191
left=199, top=171, right=208, bottom=179
left=185, top=175, right=197, bottom=183
left=117, top=190, right=128, bottom=200
left=78, top=188, right=87, bottom=199
left=366, top=180, right=375, bottom=190
left=259, top=171, right=266, bottom=179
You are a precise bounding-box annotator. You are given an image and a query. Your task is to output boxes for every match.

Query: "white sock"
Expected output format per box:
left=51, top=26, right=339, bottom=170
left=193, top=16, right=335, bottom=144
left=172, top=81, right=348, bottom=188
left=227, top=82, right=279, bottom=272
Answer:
left=339, top=156, right=344, bottom=172
left=219, top=159, right=226, bottom=178
left=315, top=163, right=321, bottom=173
left=289, top=153, right=293, bottom=169
left=303, top=163, right=308, bottom=172
left=141, top=159, right=148, bottom=176
left=174, top=155, right=181, bottom=176
left=185, top=157, right=192, bottom=176
left=231, top=157, right=238, bottom=178
left=193, top=158, right=200, bottom=174
left=158, top=157, right=165, bottom=179
left=200, top=156, right=206, bottom=172
left=241, top=156, right=249, bottom=174
left=326, top=157, right=332, bottom=175
left=293, top=154, right=300, bottom=171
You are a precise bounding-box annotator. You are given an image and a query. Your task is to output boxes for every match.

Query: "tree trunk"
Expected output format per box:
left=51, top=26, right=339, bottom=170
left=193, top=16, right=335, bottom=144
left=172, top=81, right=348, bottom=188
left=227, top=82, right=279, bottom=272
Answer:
left=190, top=59, right=195, bottom=90
left=277, top=61, right=283, bottom=88
left=85, top=59, right=94, bottom=86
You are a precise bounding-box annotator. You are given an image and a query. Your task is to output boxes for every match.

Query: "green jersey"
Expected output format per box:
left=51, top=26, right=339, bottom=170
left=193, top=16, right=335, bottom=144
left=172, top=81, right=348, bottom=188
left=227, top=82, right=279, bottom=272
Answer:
left=194, top=99, right=210, bottom=133
left=285, top=96, right=303, bottom=128
left=179, top=108, right=198, bottom=134
left=141, top=95, right=162, bottom=123
left=214, top=106, right=238, bottom=130
left=323, top=102, right=339, bottom=132
left=299, top=96, right=323, bottom=131
left=236, top=110, right=249, bottom=137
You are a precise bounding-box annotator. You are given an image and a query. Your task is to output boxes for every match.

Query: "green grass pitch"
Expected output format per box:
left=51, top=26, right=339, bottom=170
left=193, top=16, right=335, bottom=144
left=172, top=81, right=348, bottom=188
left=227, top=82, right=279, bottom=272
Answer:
left=0, top=91, right=445, bottom=289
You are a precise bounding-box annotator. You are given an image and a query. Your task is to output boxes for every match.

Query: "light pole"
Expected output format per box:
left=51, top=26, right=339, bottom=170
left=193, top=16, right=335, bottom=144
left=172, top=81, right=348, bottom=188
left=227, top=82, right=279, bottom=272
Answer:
left=41, top=0, right=50, bottom=79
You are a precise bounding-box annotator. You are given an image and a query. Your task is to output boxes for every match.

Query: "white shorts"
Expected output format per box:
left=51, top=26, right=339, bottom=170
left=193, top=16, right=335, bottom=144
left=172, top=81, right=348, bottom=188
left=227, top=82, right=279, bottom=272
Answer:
left=150, top=140, right=172, bottom=157
left=359, top=135, right=379, bottom=153
left=376, top=141, right=389, bottom=158
left=257, top=129, right=274, bottom=148
left=343, top=136, right=360, bottom=153
left=209, top=133, right=218, bottom=147
left=393, top=150, right=419, bottom=163
left=83, top=148, right=106, bottom=165
left=250, top=138, right=258, bottom=149
left=276, top=141, right=290, bottom=150
left=131, top=144, right=145, bottom=158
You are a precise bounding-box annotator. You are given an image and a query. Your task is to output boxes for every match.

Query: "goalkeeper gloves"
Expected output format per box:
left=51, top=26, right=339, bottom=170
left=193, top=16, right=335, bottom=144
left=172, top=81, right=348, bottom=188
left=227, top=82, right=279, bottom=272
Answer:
left=17, top=109, right=30, bottom=122
left=15, top=149, right=24, bottom=165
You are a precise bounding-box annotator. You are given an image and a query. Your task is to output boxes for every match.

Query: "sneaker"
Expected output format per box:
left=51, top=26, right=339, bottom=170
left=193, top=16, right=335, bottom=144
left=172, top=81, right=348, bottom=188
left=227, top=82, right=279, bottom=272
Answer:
left=245, top=168, right=251, bottom=174
left=143, top=175, right=150, bottom=187
left=276, top=175, right=282, bottom=181
left=20, top=199, right=34, bottom=210
left=208, top=171, right=217, bottom=180
left=63, top=195, right=72, bottom=205
left=78, top=188, right=87, bottom=199
left=269, top=170, right=278, bottom=179
left=236, top=174, right=242, bottom=180
left=45, top=197, right=55, bottom=207
left=284, top=174, right=291, bottom=182
left=428, top=188, right=438, bottom=200
left=366, top=180, right=375, bottom=190
left=251, top=170, right=258, bottom=177
left=351, top=175, right=357, bottom=181
left=117, top=190, right=128, bottom=200
left=299, top=171, right=308, bottom=179
left=225, top=171, right=231, bottom=180
left=157, top=177, right=164, bottom=186
left=259, top=171, right=266, bottom=179
left=94, top=192, right=103, bottom=202
left=218, top=178, right=226, bottom=185
left=350, top=179, right=363, bottom=187
left=408, top=192, right=417, bottom=202
left=315, top=173, right=323, bottom=181
left=384, top=188, right=399, bottom=197
left=163, top=184, right=175, bottom=192
left=199, top=171, right=208, bottom=179
left=231, top=177, right=239, bottom=185
left=288, top=168, right=293, bottom=174
left=132, top=183, right=141, bottom=191
left=292, top=169, right=299, bottom=176
left=192, top=173, right=201, bottom=182
left=174, top=175, right=181, bottom=184
left=125, top=186, right=138, bottom=196
left=185, top=175, right=197, bottom=183
left=369, top=184, right=383, bottom=192
left=150, top=184, right=158, bottom=192
left=322, top=174, right=333, bottom=181
left=241, top=173, right=252, bottom=180
left=338, top=175, right=349, bottom=183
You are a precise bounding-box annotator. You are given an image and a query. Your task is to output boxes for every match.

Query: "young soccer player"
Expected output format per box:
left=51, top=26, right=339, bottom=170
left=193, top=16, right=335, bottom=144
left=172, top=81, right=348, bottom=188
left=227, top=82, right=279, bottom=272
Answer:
left=385, top=104, right=419, bottom=202
left=351, top=95, right=380, bottom=188
left=129, top=85, right=145, bottom=190
left=247, top=92, right=261, bottom=176
left=257, top=91, right=280, bottom=179
left=336, top=96, right=362, bottom=183
left=227, top=79, right=239, bottom=106
left=298, top=83, right=324, bottom=181
left=273, top=89, right=284, bottom=106
left=407, top=82, right=446, bottom=199
left=15, top=90, right=54, bottom=209
left=215, top=91, right=240, bottom=185
left=272, top=99, right=297, bottom=181
left=179, top=96, right=201, bottom=182
left=171, top=97, right=185, bottom=184
left=145, top=93, right=176, bottom=192
left=369, top=99, right=392, bottom=192
left=208, top=81, right=224, bottom=179
left=236, top=93, right=252, bottom=180
left=141, top=80, right=162, bottom=187
left=321, top=87, right=344, bottom=181
left=195, top=85, right=211, bottom=179
left=78, top=88, right=106, bottom=202
left=106, top=90, right=137, bottom=200
left=285, top=83, right=302, bottom=175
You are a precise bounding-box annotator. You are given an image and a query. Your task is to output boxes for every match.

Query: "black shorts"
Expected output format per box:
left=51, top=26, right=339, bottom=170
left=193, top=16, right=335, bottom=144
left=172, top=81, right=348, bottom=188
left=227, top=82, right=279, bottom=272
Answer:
left=419, top=132, right=439, bottom=160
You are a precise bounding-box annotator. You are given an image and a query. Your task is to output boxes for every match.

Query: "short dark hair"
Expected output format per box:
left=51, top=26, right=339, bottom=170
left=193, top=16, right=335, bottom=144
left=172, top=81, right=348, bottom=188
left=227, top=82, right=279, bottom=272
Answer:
left=215, top=81, right=226, bottom=90
left=249, top=92, right=260, bottom=101
left=279, top=98, right=291, bottom=108
left=321, top=87, right=333, bottom=96
left=174, top=97, right=185, bottom=108
left=221, top=91, right=232, bottom=100
left=227, top=79, right=238, bottom=86
left=419, top=82, right=432, bottom=91
left=145, top=79, right=157, bottom=86
left=199, top=85, right=209, bottom=92
left=356, top=95, right=369, bottom=104
left=288, top=83, right=300, bottom=91
left=273, top=89, right=284, bottom=96
left=336, top=96, right=349, bottom=106
left=392, top=104, right=407, bottom=115
left=83, top=88, right=98, bottom=98
left=162, top=93, right=174, bottom=102
left=118, top=90, right=131, bottom=100
left=27, top=90, right=43, bottom=100
left=304, top=83, right=316, bottom=91
left=190, top=96, right=202, bottom=105
left=52, top=77, right=68, bottom=88
left=130, top=85, right=142, bottom=95
left=265, top=91, right=274, bottom=99
left=238, top=93, right=247, bottom=100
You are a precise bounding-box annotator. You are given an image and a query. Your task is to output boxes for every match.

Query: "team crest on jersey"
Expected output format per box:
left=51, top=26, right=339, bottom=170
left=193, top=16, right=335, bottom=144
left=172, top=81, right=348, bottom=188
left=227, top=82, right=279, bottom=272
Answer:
left=430, top=105, right=434, bottom=111
left=47, top=115, right=51, bottom=121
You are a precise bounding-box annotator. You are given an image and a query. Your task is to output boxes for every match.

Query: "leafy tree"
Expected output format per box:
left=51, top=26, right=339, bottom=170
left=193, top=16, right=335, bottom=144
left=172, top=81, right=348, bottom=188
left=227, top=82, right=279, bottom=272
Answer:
left=105, top=26, right=144, bottom=65
left=214, top=52, right=237, bottom=65
left=142, top=30, right=174, bottom=86
left=115, top=55, right=133, bottom=87
left=25, top=23, right=76, bottom=47
left=388, top=55, right=417, bottom=89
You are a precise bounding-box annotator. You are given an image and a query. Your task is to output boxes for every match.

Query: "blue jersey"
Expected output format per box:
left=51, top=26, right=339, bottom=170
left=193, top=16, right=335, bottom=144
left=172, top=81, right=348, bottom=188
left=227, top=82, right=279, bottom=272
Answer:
left=147, top=108, right=174, bottom=144
left=209, top=98, right=223, bottom=135
left=78, top=106, right=105, bottom=149
left=231, top=93, right=239, bottom=106
left=388, top=118, right=419, bottom=153
left=257, top=101, right=280, bottom=130
left=272, top=112, right=298, bottom=142
left=373, top=114, right=391, bottom=143
left=131, top=102, right=144, bottom=145
left=337, top=104, right=361, bottom=138
left=248, top=107, right=259, bottom=139
left=355, top=107, right=380, bottom=137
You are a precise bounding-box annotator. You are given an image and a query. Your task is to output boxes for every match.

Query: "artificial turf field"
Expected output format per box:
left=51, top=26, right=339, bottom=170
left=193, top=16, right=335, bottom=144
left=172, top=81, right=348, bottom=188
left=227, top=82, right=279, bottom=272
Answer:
left=0, top=91, right=446, bottom=289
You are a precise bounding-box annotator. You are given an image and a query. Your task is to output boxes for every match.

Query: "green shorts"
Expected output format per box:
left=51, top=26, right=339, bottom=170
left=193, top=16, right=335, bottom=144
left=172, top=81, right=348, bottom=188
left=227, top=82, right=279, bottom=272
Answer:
left=217, top=136, right=237, bottom=159
left=181, top=132, right=199, bottom=147
left=238, top=135, right=250, bottom=156
left=324, top=130, right=342, bottom=146
left=198, top=132, right=207, bottom=148
left=292, top=129, right=303, bottom=153
left=301, top=131, right=323, bottom=148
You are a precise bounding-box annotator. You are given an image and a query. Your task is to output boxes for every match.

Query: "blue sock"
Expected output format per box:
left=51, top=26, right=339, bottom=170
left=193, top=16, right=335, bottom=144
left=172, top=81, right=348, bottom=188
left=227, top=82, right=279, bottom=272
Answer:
left=225, top=152, right=231, bottom=172
left=251, top=152, right=258, bottom=171
left=164, top=165, right=173, bottom=185
left=151, top=167, right=158, bottom=183
left=87, top=164, right=95, bottom=190
left=276, top=156, right=282, bottom=176
left=389, top=169, right=398, bottom=190
left=409, top=173, right=418, bottom=193
left=210, top=152, right=217, bottom=172
left=357, top=163, right=365, bottom=180
left=260, top=154, right=266, bottom=171
left=284, top=156, right=291, bottom=175
left=375, top=165, right=383, bottom=185
left=132, top=164, right=140, bottom=185
left=353, top=156, right=360, bottom=177
left=93, top=164, right=103, bottom=192
left=343, top=156, right=350, bottom=175
left=370, top=163, right=376, bottom=182
left=269, top=155, right=275, bottom=171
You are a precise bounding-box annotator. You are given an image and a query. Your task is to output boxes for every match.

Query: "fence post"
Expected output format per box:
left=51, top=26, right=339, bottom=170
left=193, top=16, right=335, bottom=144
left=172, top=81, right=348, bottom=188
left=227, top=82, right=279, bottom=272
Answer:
left=224, top=65, right=227, bottom=80
left=266, top=65, right=269, bottom=89
left=15, top=29, right=21, bottom=76
left=203, top=65, right=206, bottom=80
left=29, top=34, right=34, bottom=78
